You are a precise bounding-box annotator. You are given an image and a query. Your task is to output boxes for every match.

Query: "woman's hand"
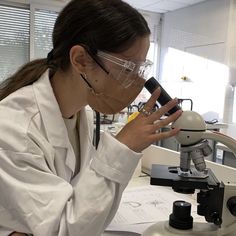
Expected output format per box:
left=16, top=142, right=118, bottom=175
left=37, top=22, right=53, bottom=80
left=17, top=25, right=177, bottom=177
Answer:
left=9, top=233, right=27, bottom=236
left=115, top=87, right=182, bottom=153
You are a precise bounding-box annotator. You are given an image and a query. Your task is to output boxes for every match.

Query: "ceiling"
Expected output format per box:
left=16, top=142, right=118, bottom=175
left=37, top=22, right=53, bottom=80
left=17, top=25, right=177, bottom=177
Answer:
left=123, top=0, right=207, bottom=13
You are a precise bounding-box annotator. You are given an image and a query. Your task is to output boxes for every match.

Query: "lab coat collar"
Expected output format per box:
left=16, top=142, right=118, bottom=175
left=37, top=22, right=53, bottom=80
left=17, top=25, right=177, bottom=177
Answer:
left=33, top=70, right=70, bottom=148
left=33, top=70, right=94, bottom=174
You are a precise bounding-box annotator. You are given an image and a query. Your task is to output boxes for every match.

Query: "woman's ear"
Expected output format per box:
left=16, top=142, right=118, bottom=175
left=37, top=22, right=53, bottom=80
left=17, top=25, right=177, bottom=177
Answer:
left=69, top=45, right=90, bottom=74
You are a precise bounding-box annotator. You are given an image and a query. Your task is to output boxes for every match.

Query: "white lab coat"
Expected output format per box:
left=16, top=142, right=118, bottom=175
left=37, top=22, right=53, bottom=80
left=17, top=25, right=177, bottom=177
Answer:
left=0, top=71, right=142, bottom=236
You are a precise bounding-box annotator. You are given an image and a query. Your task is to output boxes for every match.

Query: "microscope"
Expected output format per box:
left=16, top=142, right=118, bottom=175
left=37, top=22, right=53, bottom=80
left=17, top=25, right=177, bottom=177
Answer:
left=142, top=77, right=236, bottom=236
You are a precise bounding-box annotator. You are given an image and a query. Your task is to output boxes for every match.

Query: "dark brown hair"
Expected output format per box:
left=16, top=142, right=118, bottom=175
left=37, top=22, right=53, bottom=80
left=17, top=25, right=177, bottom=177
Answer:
left=0, top=0, right=150, bottom=100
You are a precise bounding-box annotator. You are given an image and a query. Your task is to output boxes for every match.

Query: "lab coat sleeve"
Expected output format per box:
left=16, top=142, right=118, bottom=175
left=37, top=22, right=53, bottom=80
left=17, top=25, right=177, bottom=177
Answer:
left=0, top=133, right=141, bottom=236
left=67, top=132, right=142, bottom=235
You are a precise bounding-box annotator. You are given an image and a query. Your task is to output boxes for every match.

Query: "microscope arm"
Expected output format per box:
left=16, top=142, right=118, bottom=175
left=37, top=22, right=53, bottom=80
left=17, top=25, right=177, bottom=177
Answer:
left=202, top=131, right=236, bottom=158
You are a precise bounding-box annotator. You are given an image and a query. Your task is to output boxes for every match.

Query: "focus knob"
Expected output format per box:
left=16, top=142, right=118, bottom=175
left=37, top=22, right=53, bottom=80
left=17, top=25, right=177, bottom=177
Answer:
left=227, top=196, right=236, bottom=217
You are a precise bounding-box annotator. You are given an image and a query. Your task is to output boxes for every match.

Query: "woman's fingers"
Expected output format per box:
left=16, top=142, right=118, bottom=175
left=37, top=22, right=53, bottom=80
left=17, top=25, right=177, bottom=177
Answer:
left=151, top=126, right=180, bottom=141
left=139, top=87, right=161, bottom=117
left=148, top=110, right=182, bottom=134
left=147, top=98, right=180, bottom=122
left=157, top=110, right=182, bottom=127
left=139, top=86, right=181, bottom=124
left=9, top=233, right=26, bottom=236
left=116, top=87, right=183, bottom=153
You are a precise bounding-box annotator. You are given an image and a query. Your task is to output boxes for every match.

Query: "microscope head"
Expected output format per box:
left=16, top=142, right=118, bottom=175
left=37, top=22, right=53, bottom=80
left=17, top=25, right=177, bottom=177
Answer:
left=172, top=110, right=206, bottom=146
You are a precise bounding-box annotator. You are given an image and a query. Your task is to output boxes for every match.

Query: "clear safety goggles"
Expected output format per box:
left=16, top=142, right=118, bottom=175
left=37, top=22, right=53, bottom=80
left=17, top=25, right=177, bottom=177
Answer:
left=96, top=51, right=153, bottom=88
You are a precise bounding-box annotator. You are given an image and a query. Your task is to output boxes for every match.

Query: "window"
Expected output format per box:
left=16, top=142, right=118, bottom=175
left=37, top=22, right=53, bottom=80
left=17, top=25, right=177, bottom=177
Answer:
left=0, top=4, right=30, bottom=82
left=162, top=47, right=229, bottom=121
left=0, top=3, right=59, bottom=82
left=34, top=8, right=58, bottom=59
left=134, top=42, right=158, bottom=103
left=147, top=42, right=158, bottom=78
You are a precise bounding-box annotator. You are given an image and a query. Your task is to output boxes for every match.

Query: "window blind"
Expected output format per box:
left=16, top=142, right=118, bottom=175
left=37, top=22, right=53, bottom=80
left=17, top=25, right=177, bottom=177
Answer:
left=0, top=5, right=30, bottom=82
left=34, top=9, right=58, bottom=59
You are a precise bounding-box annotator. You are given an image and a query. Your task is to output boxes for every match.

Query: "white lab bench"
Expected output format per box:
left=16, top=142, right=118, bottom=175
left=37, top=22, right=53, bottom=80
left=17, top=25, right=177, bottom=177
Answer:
left=103, top=232, right=140, bottom=236
left=102, top=145, right=236, bottom=236
left=102, top=176, right=150, bottom=236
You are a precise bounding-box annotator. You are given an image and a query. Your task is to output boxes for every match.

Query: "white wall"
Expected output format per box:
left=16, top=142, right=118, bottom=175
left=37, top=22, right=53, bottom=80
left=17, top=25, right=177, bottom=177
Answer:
left=160, top=0, right=230, bottom=69
left=159, top=0, right=234, bottom=122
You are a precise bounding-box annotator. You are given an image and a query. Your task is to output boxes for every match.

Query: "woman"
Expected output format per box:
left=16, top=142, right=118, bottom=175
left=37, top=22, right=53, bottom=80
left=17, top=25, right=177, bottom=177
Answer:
left=0, top=0, right=182, bottom=235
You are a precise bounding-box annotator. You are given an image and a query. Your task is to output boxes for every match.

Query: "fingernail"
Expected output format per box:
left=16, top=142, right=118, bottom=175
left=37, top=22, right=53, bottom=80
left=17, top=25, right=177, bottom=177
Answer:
left=177, top=110, right=183, bottom=115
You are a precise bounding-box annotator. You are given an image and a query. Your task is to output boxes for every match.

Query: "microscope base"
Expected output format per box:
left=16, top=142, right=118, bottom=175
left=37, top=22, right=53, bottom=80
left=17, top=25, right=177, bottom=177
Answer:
left=142, top=221, right=219, bottom=236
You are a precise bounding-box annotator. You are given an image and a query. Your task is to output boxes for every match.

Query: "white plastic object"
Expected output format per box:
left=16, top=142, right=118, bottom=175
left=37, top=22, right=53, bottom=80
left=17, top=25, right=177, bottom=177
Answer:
left=171, top=111, right=206, bottom=145
left=202, top=131, right=236, bottom=158
left=142, top=221, right=218, bottom=236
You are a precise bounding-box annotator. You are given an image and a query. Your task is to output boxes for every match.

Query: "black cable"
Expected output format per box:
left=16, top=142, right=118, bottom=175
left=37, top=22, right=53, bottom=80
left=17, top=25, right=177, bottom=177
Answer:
left=80, top=74, right=100, bottom=149
left=95, top=111, right=100, bottom=149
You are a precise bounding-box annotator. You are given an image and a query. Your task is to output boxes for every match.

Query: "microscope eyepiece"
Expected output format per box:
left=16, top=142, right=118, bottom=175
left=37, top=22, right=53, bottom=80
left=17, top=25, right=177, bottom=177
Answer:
left=145, top=77, right=181, bottom=115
